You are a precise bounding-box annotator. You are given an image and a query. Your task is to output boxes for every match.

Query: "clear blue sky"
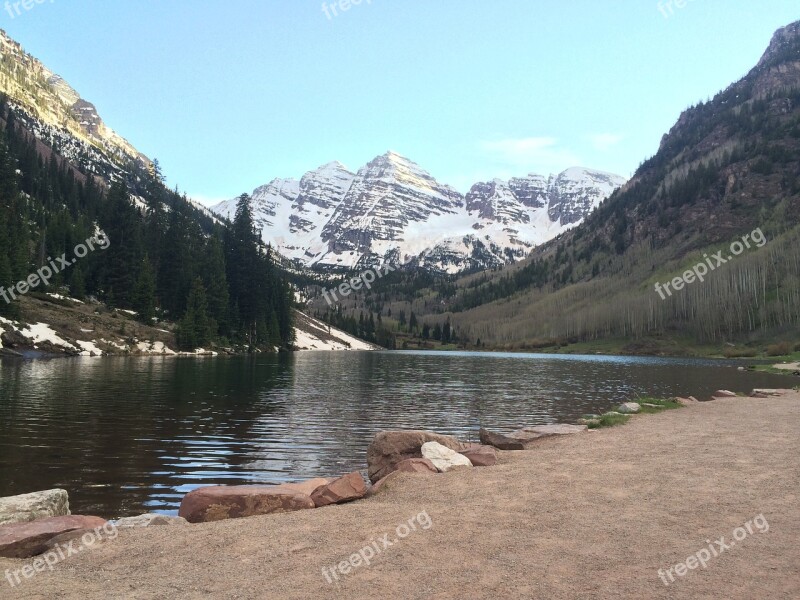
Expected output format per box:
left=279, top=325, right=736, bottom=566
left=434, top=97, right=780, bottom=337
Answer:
left=2, top=1, right=797, bottom=202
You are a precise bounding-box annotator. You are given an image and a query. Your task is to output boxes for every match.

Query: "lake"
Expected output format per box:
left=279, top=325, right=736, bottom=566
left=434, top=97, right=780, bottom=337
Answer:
left=0, top=351, right=794, bottom=518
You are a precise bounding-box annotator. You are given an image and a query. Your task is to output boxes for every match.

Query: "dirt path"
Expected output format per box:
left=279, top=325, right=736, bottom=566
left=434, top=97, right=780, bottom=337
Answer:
left=2, top=392, right=799, bottom=599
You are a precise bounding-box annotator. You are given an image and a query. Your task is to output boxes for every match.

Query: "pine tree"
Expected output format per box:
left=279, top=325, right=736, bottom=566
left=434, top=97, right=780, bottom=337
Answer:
left=132, top=257, right=157, bottom=324
left=177, top=278, right=212, bottom=351
left=202, top=235, right=229, bottom=335
left=69, top=264, right=86, bottom=301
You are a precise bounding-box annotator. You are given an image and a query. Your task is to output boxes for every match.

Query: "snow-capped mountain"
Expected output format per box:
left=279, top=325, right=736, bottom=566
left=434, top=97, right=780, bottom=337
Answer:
left=213, top=153, right=626, bottom=273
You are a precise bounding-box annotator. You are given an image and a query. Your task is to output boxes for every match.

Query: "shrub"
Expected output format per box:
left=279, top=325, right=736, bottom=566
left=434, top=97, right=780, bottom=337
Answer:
left=766, top=342, right=791, bottom=356
left=723, top=346, right=758, bottom=358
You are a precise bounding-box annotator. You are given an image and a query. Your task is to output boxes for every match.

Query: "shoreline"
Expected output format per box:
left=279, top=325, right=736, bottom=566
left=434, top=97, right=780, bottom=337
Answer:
left=1, top=389, right=798, bottom=598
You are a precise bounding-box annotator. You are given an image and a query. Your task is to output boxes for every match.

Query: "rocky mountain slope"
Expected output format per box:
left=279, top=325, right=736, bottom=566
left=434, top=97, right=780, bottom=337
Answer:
left=0, top=30, right=149, bottom=180
left=213, top=152, right=625, bottom=274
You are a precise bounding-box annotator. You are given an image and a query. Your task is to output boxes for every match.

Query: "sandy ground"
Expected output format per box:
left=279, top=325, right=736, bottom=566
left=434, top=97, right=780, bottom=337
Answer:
left=773, top=362, right=800, bottom=371
left=2, top=392, right=799, bottom=600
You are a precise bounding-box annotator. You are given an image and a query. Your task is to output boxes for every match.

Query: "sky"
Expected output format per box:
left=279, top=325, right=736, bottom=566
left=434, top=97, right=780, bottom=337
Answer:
left=2, top=1, right=798, bottom=203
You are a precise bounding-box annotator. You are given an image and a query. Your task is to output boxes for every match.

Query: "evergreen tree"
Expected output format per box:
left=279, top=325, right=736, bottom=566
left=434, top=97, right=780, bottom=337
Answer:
left=69, top=265, right=86, bottom=301
left=177, top=278, right=212, bottom=350
left=132, top=257, right=157, bottom=324
left=202, top=235, right=229, bottom=335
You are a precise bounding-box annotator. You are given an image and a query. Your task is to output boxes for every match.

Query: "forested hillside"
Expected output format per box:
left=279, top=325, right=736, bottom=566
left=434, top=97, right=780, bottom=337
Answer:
left=0, top=99, right=294, bottom=351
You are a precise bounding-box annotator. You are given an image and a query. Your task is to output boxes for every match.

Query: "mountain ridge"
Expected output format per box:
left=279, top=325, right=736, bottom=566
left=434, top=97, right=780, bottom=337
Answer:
left=212, top=152, right=626, bottom=274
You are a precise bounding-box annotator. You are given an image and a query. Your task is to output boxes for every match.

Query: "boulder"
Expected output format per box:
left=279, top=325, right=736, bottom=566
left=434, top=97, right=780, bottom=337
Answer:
left=479, top=428, right=526, bottom=450
left=0, top=515, right=107, bottom=558
left=395, top=458, right=439, bottom=474
left=505, top=424, right=589, bottom=447
left=40, top=528, right=98, bottom=553
left=366, top=430, right=465, bottom=483
left=617, top=402, right=641, bottom=414
left=114, top=514, right=188, bottom=529
left=460, top=445, right=498, bottom=467
left=713, top=390, right=738, bottom=398
left=0, top=489, right=70, bottom=526
left=278, top=478, right=332, bottom=497
left=675, top=397, right=699, bottom=406
left=511, top=424, right=589, bottom=437
left=178, top=485, right=316, bottom=524
left=310, top=472, right=367, bottom=508
left=750, top=389, right=784, bottom=398
left=421, top=442, right=472, bottom=472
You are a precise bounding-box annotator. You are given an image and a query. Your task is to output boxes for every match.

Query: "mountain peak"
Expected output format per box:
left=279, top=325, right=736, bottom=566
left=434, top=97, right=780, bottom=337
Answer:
left=758, top=20, right=800, bottom=68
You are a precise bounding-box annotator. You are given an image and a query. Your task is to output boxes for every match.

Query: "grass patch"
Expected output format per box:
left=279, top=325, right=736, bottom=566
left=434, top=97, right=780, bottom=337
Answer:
left=638, top=399, right=683, bottom=414
left=588, top=413, right=631, bottom=429
left=588, top=397, right=682, bottom=429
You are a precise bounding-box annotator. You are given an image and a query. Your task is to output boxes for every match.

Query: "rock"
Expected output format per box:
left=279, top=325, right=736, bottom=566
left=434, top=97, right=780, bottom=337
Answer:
left=714, top=390, right=738, bottom=398
left=395, top=458, right=439, bottom=474
left=578, top=418, right=601, bottom=426
left=421, top=442, right=472, bottom=472
left=178, top=485, right=316, bottom=524
left=278, top=478, right=332, bottom=497
left=513, top=424, right=588, bottom=437
left=617, top=402, right=641, bottom=414
left=0, top=515, right=107, bottom=558
left=479, top=428, right=526, bottom=450
left=114, top=514, right=188, bottom=529
left=750, top=389, right=784, bottom=397
left=460, top=445, right=498, bottom=467
left=40, top=528, right=97, bottom=553
left=641, top=403, right=665, bottom=408
left=366, top=430, right=465, bottom=483
left=310, top=472, right=367, bottom=508
left=505, top=424, right=589, bottom=447
left=675, top=397, right=699, bottom=406
left=0, top=489, right=70, bottom=526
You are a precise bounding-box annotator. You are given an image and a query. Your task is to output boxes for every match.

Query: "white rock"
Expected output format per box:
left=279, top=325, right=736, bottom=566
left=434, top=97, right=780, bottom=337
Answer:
left=421, top=442, right=473, bottom=472
left=617, top=402, right=641, bottom=414
left=0, top=489, right=70, bottom=526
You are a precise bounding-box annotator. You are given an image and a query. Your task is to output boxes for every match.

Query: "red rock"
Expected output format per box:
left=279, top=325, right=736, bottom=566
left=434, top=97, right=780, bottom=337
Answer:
left=479, top=428, right=526, bottom=451
left=395, top=458, right=439, bottom=474
left=367, top=430, right=465, bottom=483
left=0, top=515, right=107, bottom=558
left=278, top=478, right=332, bottom=496
left=714, top=390, right=738, bottom=398
left=310, top=472, right=367, bottom=507
left=178, top=486, right=316, bottom=524
left=461, top=445, right=498, bottom=467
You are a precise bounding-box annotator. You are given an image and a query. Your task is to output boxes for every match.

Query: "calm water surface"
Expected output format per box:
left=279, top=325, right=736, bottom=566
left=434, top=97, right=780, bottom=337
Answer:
left=0, top=351, right=794, bottom=518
